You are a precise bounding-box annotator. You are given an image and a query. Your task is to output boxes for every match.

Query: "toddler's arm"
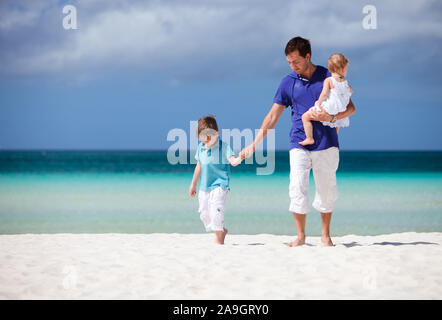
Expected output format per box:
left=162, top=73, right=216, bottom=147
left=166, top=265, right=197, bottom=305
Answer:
left=315, top=77, right=332, bottom=110
left=189, top=161, right=201, bottom=197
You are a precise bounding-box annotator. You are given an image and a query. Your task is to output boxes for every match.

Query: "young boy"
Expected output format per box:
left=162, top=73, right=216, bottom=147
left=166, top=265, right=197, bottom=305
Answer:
left=189, top=115, right=241, bottom=244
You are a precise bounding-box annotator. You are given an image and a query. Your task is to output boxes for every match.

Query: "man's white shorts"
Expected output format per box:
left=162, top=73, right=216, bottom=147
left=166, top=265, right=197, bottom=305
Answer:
left=289, top=147, right=339, bottom=214
left=198, top=186, right=228, bottom=232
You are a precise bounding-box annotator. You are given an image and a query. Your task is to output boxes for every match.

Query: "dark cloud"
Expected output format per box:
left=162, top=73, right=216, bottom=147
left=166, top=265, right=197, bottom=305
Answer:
left=0, top=0, right=441, bottom=83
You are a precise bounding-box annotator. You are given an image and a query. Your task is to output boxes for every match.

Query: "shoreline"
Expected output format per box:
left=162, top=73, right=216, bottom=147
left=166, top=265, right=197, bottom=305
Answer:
left=1, top=232, right=441, bottom=299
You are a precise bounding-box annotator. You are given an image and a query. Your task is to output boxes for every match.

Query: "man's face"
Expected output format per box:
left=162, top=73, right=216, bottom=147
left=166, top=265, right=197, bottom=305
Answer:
left=286, top=50, right=310, bottom=75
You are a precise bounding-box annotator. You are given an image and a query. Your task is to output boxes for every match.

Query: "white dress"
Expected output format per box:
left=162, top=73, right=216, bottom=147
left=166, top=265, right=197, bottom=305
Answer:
left=314, top=76, right=352, bottom=128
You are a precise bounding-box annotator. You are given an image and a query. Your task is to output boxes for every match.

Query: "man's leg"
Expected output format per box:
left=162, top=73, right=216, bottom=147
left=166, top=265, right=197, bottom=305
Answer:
left=286, top=148, right=311, bottom=247
left=320, top=212, right=334, bottom=246
left=285, top=213, right=306, bottom=247
left=311, top=147, right=339, bottom=247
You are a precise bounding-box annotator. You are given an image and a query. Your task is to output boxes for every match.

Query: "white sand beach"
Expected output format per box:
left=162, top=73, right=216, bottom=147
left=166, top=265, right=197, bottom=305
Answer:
left=0, top=232, right=441, bottom=300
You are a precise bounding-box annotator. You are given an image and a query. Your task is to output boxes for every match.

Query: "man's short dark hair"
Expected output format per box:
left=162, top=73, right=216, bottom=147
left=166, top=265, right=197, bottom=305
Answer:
left=284, top=37, right=311, bottom=57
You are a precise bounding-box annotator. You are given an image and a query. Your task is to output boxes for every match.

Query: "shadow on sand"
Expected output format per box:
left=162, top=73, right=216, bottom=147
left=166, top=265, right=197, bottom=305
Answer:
left=342, top=241, right=439, bottom=248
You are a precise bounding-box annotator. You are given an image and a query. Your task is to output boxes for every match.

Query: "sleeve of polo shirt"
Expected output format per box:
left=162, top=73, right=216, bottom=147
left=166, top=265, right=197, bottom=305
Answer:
left=225, top=143, right=235, bottom=159
left=221, top=142, right=235, bottom=164
left=273, top=76, right=292, bottom=108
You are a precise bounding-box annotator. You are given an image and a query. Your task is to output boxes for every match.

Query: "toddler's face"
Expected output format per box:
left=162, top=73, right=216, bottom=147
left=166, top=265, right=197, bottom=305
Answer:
left=341, top=65, right=348, bottom=77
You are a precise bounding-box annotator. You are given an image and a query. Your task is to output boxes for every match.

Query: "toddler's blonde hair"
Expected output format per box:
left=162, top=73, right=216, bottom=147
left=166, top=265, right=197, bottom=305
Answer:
left=328, top=53, right=349, bottom=74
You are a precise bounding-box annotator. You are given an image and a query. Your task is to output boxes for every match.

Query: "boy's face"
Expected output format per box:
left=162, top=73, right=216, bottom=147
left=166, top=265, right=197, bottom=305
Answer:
left=199, top=130, right=219, bottom=148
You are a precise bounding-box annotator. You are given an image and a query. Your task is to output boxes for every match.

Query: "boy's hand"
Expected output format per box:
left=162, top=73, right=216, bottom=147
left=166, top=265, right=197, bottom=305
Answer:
left=189, top=184, right=197, bottom=197
left=230, top=156, right=242, bottom=167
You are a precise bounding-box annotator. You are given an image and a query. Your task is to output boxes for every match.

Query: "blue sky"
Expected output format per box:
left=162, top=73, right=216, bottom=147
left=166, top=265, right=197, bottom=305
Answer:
left=1, top=0, right=441, bottom=151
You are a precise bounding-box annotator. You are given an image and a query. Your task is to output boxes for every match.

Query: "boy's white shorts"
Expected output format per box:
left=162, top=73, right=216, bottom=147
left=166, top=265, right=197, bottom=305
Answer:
left=198, top=186, right=228, bottom=232
left=289, top=147, right=339, bottom=214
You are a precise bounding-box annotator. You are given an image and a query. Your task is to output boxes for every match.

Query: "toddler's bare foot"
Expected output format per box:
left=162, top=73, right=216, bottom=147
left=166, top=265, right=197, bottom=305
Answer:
left=299, top=138, right=314, bottom=146
left=321, top=236, right=334, bottom=247
left=285, top=237, right=306, bottom=247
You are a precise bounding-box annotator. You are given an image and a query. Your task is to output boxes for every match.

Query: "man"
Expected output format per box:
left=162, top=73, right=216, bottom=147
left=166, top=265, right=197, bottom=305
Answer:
left=239, top=37, right=356, bottom=246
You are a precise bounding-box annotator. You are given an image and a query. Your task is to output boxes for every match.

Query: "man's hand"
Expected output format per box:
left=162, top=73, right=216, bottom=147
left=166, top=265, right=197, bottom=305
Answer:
left=239, top=143, right=255, bottom=160
left=309, top=107, right=333, bottom=122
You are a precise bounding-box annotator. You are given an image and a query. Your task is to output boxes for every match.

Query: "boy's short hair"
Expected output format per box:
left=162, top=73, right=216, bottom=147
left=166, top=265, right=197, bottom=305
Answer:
left=328, top=53, right=349, bottom=74
left=197, top=115, right=219, bottom=138
left=285, top=36, right=311, bottom=57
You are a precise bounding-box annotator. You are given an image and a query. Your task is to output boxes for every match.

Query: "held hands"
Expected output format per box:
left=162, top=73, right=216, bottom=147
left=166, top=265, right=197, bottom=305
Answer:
left=238, top=143, right=255, bottom=161
left=230, top=156, right=242, bottom=167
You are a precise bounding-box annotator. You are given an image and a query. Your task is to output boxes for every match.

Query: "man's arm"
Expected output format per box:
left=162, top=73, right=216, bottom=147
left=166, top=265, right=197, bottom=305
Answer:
left=240, top=103, right=285, bottom=159
left=310, top=98, right=356, bottom=122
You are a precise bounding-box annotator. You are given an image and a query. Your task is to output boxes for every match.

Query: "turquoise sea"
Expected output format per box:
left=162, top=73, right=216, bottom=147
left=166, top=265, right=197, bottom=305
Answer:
left=0, top=151, right=441, bottom=236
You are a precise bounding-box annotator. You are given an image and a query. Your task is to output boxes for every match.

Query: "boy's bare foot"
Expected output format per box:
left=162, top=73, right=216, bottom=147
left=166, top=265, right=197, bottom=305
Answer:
left=321, top=236, right=334, bottom=247
left=299, top=138, right=314, bottom=146
left=222, top=228, right=228, bottom=243
left=285, top=237, right=306, bottom=247
left=215, top=228, right=228, bottom=245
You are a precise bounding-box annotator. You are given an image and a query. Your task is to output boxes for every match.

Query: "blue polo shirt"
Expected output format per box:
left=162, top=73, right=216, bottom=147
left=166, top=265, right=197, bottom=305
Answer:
left=195, top=138, right=235, bottom=191
left=273, top=65, right=340, bottom=151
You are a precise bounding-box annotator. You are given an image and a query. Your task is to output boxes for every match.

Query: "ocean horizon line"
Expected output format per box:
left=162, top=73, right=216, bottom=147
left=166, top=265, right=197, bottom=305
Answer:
left=1, top=149, right=442, bottom=153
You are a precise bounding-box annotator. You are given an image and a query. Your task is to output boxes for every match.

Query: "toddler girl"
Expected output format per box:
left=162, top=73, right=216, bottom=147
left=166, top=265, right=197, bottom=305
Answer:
left=299, top=53, right=353, bottom=146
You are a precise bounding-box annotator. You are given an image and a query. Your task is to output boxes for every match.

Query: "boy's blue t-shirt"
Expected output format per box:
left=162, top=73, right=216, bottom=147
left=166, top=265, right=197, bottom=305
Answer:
left=195, top=139, right=235, bottom=191
left=273, top=65, right=340, bottom=151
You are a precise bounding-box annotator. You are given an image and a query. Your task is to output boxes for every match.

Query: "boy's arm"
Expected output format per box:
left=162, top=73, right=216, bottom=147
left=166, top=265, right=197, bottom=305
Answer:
left=189, top=161, right=201, bottom=197
left=316, top=78, right=331, bottom=110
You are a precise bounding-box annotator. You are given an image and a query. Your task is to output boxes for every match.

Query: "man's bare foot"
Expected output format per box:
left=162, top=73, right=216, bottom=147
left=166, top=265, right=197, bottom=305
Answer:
left=285, top=237, right=306, bottom=247
left=299, top=138, right=314, bottom=146
left=321, top=236, right=334, bottom=247
left=215, top=228, right=228, bottom=245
